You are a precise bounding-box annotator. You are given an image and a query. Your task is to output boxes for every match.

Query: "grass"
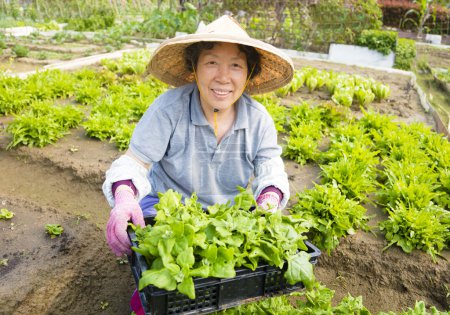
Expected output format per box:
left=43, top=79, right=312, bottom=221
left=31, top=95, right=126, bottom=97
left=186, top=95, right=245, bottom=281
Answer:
left=0, top=17, right=33, bottom=28
left=413, top=45, right=450, bottom=130
left=415, top=72, right=450, bottom=128
left=27, top=50, right=74, bottom=60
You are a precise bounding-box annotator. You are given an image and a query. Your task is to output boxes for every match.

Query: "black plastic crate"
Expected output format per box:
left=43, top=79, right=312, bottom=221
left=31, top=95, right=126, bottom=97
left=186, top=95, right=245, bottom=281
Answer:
left=128, top=224, right=321, bottom=315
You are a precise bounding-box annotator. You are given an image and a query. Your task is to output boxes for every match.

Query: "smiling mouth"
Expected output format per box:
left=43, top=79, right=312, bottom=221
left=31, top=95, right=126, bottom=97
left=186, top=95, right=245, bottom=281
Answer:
left=211, top=89, right=232, bottom=97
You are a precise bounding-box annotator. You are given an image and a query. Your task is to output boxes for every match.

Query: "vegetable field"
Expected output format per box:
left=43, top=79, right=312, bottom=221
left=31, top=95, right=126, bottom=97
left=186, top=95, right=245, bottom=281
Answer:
left=0, top=49, right=448, bottom=315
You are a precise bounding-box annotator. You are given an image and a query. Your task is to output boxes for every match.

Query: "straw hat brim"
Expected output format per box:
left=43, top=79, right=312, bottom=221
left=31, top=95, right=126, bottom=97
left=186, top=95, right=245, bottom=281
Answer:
left=147, top=33, right=294, bottom=95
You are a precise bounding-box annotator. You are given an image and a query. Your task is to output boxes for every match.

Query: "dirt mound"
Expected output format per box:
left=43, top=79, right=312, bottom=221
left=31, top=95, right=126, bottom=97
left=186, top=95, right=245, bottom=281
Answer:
left=0, top=195, right=134, bottom=315
left=316, top=231, right=450, bottom=313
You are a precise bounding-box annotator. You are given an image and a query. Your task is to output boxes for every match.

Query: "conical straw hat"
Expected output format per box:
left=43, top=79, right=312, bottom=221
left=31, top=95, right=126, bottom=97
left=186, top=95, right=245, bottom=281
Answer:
left=147, top=15, right=294, bottom=95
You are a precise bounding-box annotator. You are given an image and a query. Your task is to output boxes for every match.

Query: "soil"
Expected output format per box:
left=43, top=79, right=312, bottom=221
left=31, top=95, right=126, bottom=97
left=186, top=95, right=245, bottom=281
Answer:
left=415, top=44, right=450, bottom=70
left=0, top=41, right=141, bottom=74
left=413, top=44, right=450, bottom=131
left=0, top=57, right=449, bottom=315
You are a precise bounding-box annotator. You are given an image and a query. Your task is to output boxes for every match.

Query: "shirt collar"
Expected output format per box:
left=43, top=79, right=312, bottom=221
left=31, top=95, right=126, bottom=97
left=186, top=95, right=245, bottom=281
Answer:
left=190, top=85, right=210, bottom=126
left=190, top=84, right=249, bottom=130
left=233, top=94, right=249, bottom=130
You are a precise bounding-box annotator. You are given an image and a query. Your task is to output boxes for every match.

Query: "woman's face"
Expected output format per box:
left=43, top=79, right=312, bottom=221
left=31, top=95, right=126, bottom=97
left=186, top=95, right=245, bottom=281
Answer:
left=196, top=42, right=248, bottom=113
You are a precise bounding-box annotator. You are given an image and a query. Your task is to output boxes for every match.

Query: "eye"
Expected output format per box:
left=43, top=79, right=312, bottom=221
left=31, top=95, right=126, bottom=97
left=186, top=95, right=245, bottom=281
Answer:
left=232, top=63, right=244, bottom=69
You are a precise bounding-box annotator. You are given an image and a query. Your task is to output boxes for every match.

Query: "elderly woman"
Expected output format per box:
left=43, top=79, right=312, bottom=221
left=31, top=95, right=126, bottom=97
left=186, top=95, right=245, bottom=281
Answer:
left=103, top=15, right=294, bottom=258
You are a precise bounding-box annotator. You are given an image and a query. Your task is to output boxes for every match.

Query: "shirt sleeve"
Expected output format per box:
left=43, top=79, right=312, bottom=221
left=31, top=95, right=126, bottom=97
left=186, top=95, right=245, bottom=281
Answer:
left=102, top=155, right=152, bottom=207
left=252, top=114, right=290, bottom=209
left=129, top=92, right=179, bottom=164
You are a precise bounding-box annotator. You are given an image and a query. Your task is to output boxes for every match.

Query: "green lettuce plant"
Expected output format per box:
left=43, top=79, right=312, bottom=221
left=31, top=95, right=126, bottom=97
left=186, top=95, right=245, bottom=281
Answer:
left=379, top=202, right=449, bottom=262
left=0, top=208, right=14, bottom=220
left=132, top=188, right=315, bottom=299
left=254, top=93, right=288, bottom=133
left=354, top=86, right=375, bottom=107
left=45, top=224, right=64, bottom=239
left=7, top=101, right=83, bottom=148
left=320, top=154, right=378, bottom=202
left=290, top=183, right=370, bottom=254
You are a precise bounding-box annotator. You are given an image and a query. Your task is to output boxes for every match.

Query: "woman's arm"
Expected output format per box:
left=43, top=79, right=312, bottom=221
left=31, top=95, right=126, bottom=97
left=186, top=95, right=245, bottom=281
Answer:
left=251, top=109, right=290, bottom=210
left=252, top=156, right=290, bottom=209
left=125, top=149, right=151, bottom=169
left=102, top=150, right=152, bottom=207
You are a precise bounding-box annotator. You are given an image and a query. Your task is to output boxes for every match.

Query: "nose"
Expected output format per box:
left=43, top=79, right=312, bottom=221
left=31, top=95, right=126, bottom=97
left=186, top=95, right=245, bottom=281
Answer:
left=215, top=64, right=230, bottom=83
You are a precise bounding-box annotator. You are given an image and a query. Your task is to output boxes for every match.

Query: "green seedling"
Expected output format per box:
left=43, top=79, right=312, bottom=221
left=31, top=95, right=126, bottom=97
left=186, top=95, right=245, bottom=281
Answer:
left=45, top=224, right=64, bottom=239
left=75, top=213, right=90, bottom=225
left=0, top=208, right=14, bottom=220
left=117, top=257, right=128, bottom=265
left=100, top=301, right=109, bottom=310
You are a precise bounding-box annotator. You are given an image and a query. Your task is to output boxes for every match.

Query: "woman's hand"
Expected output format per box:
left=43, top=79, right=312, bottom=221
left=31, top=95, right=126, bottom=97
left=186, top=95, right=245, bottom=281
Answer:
left=106, top=185, right=145, bottom=256
left=256, top=191, right=280, bottom=212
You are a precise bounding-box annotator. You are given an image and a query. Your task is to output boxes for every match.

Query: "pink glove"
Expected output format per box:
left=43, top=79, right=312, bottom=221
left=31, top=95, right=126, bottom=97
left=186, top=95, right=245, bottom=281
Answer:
left=106, top=185, right=145, bottom=256
left=256, top=191, right=280, bottom=212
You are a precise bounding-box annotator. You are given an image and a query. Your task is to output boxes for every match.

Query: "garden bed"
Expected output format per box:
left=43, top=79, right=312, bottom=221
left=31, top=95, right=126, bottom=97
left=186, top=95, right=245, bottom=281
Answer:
left=0, top=56, right=449, bottom=315
left=0, top=31, right=141, bottom=73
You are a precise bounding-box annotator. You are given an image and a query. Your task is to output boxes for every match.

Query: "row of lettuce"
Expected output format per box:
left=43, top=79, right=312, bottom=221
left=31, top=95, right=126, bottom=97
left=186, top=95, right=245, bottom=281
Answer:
left=0, top=49, right=391, bottom=150
left=1, top=50, right=162, bottom=150
left=255, top=92, right=450, bottom=261
left=216, top=284, right=446, bottom=315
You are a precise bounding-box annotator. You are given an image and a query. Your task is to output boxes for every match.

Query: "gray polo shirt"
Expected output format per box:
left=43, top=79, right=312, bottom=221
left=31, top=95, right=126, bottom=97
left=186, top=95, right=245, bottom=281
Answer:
left=129, top=83, right=282, bottom=208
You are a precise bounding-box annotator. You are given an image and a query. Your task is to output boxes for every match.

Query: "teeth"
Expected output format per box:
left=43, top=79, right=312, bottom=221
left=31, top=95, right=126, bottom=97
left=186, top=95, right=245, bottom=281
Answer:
left=213, top=89, right=230, bottom=95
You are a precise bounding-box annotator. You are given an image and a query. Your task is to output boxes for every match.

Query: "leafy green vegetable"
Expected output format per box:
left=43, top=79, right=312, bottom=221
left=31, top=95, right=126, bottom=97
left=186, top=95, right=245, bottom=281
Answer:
left=101, top=49, right=152, bottom=75
left=332, top=88, right=353, bottom=107
left=254, top=93, right=288, bottom=133
left=377, top=159, right=441, bottom=210
left=371, top=82, right=391, bottom=101
left=285, top=251, right=314, bottom=289
left=132, top=188, right=315, bottom=299
left=357, top=109, right=397, bottom=137
left=378, top=300, right=448, bottom=315
left=45, top=224, right=64, bottom=239
left=7, top=112, right=69, bottom=148
left=218, top=294, right=296, bottom=314
left=290, top=183, right=370, bottom=254
left=218, top=282, right=371, bottom=315
left=320, top=154, right=378, bottom=202
left=283, top=135, right=320, bottom=165
left=282, top=102, right=330, bottom=165
left=379, top=202, right=449, bottom=263
left=0, top=208, right=14, bottom=220
left=6, top=101, right=83, bottom=148
left=318, top=122, right=376, bottom=164
left=83, top=114, right=119, bottom=141
left=354, top=86, right=375, bottom=107
left=24, top=70, right=76, bottom=100
left=111, top=123, right=136, bottom=151
left=74, top=79, right=104, bottom=105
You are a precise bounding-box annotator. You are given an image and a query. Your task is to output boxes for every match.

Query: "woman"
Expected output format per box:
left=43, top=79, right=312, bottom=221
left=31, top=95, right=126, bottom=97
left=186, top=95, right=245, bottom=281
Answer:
left=103, top=15, right=294, bottom=258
